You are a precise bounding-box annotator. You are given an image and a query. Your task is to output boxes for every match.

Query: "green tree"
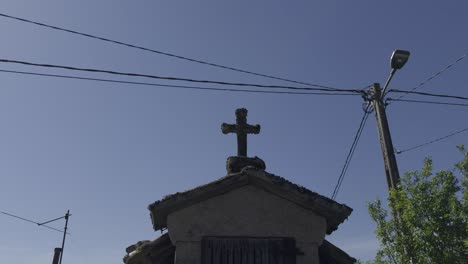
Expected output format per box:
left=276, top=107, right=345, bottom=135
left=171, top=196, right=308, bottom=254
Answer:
left=368, top=146, right=468, bottom=263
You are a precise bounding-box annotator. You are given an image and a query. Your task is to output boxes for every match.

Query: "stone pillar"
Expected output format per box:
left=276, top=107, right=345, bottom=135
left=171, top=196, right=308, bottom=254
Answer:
left=174, top=241, right=201, bottom=264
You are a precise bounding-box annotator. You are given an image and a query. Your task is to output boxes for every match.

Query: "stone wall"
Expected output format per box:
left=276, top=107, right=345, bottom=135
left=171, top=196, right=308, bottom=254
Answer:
left=167, top=185, right=327, bottom=264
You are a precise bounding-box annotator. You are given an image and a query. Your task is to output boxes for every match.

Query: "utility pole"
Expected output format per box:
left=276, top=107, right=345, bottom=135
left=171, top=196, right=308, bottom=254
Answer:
left=0, top=209, right=71, bottom=264
left=370, top=82, right=414, bottom=263
left=59, top=210, right=70, bottom=264
left=369, top=50, right=413, bottom=262
left=370, top=83, right=400, bottom=190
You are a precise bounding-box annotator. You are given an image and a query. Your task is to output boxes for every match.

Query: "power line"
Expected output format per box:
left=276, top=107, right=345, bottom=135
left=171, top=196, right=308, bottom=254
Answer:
left=331, top=111, right=370, bottom=200
left=331, top=109, right=370, bottom=200
left=386, top=98, right=468, bottom=107
left=0, top=69, right=361, bottom=96
left=396, top=127, right=468, bottom=154
left=0, top=12, right=334, bottom=89
left=394, top=52, right=468, bottom=102
left=389, top=89, right=468, bottom=101
left=0, top=58, right=364, bottom=94
left=1, top=210, right=67, bottom=234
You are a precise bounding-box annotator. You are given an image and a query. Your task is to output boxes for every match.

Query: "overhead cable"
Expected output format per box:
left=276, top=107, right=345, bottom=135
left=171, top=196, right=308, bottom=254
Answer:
left=389, top=89, right=468, bottom=101
left=1, top=210, right=68, bottom=234
left=396, top=127, right=468, bottom=154
left=392, top=52, right=468, bottom=102
left=331, top=108, right=370, bottom=200
left=0, top=12, right=334, bottom=89
left=0, top=58, right=364, bottom=94
left=386, top=98, right=468, bottom=107
left=0, top=69, right=361, bottom=96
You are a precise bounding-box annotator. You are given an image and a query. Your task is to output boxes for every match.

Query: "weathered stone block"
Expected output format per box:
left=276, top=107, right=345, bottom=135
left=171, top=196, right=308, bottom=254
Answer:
left=226, top=156, right=266, bottom=174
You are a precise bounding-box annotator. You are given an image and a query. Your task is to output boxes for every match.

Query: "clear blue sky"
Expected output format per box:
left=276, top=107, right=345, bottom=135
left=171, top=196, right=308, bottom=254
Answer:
left=0, top=1, right=467, bottom=263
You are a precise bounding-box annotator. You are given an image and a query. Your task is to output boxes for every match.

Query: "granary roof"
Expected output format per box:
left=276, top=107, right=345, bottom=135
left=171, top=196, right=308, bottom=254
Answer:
left=123, top=233, right=174, bottom=264
left=148, top=167, right=352, bottom=235
left=319, top=240, right=357, bottom=264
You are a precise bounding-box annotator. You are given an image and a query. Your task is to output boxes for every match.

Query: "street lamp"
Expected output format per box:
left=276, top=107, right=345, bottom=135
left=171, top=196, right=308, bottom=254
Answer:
left=369, top=49, right=412, bottom=190
left=391, top=50, right=410, bottom=70
left=382, top=50, right=411, bottom=96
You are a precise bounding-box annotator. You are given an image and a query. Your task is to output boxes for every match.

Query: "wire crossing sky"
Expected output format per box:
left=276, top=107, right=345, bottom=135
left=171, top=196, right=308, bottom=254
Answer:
left=389, top=89, right=468, bottom=101
left=0, top=58, right=361, bottom=93
left=392, top=52, right=468, bottom=101
left=0, top=1, right=467, bottom=263
left=0, top=12, right=330, bottom=88
left=396, top=127, right=468, bottom=155
left=0, top=210, right=66, bottom=233
left=387, top=98, right=468, bottom=107
left=0, top=69, right=360, bottom=96
left=331, top=110, right=370, bottom=200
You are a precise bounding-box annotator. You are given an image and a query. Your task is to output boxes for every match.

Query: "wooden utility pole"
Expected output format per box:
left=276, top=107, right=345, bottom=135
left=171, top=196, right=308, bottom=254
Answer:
left=370, top=83, right=401, bottom=190
left=59, top=210, right=70, bottom=264
left=370, top=83, right=415, bottom=262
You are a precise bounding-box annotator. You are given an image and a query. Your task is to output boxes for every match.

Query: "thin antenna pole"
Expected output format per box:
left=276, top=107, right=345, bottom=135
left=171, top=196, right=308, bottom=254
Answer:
left=59, top=210, right=70, bottom=264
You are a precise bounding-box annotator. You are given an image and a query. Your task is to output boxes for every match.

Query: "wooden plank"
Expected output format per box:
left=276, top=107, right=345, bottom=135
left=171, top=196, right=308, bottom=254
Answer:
left=201, top=237, right=296, bottom=264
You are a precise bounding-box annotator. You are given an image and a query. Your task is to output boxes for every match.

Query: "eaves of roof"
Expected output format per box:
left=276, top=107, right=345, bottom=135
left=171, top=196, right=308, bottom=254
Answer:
left=148, top=167, right=352, bottom=235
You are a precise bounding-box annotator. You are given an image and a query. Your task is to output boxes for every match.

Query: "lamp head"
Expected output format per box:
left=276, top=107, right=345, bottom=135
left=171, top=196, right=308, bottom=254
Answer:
left=390, top=50, right=410, bottom=70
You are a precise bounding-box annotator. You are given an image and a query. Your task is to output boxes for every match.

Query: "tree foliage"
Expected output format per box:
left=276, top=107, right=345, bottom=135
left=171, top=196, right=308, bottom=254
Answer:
left=368, top=146, right=468, bottom=263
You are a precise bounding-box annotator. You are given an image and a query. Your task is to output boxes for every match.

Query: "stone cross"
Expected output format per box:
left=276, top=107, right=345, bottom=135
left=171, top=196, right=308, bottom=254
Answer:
left=221, top=108, right=260, bottom=157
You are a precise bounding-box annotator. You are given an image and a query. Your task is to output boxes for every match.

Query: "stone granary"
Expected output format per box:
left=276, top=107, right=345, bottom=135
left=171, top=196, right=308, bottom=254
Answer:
left=124, top=108, right=356, bottom=264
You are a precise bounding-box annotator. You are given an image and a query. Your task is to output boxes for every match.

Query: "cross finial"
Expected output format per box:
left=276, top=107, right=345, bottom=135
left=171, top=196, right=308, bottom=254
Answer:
left=221, top=108, right=260, bottom=157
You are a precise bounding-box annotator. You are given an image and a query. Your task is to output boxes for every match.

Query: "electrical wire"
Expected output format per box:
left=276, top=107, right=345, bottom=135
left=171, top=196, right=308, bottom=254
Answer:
left=386, top=98, right=468, bottom=107
left=391, top=52, right=468, bottom=102
left=331, top=108, right=370, bottom=200
left=0, top=12, right=335, bottom=89
left=396, top=127, right=468, bottom=154
left=331, top=111, right=370, bottom=200
left=389, top=89, right=468, bottom=101
left=0, top=58, right=364, bottom=94
left=1, top=210, right=68, bottom=234
left=39, top=214, right=69, bottom=226
left=0, top=69, right=361, bottom=96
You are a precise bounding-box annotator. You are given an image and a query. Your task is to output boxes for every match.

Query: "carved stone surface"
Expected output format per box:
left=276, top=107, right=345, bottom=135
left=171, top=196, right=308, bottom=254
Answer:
left=221, top=108, right=260, bottom=157
left=226, top=156, right=266, bottom=174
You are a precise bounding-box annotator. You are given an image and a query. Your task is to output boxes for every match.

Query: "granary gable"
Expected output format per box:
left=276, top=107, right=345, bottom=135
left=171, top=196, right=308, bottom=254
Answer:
left=124, top=108, right=356, bottom=264
left=148, top=167, right=352, bottom=235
